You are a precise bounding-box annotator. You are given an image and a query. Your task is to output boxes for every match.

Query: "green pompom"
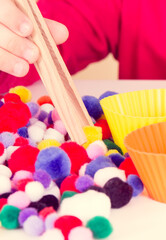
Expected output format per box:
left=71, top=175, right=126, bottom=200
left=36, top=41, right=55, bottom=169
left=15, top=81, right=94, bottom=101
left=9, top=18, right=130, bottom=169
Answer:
left=61, top=191, right=78, bottom=202
left=0, top=205, right=21, bottom=229
left=103, top=139, right=123, bottom=155
left=86, top=216, right=113, bottom=239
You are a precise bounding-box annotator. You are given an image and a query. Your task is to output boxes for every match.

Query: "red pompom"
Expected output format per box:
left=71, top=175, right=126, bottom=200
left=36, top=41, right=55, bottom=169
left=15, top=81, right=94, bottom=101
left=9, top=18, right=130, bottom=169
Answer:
left=60, top=175, right=79, bottom=195
left=0, top=198, right=7, bottom=211
left=0, top=102, right=31, bottom=133
left=95, top=119, right=112, bottom=139
left=119, top=157, right=139, bottom=177
left=54, top=215, right=82, bottom=240
left=14, top=137, right=29, bottom=146
left=8, top=145, right=39, bottom=173
left=16, top=178, right=33, bottom=191
left=60, top=142, right=90, bottom=174
left=39, top=207, right=55, bottom=219
left=4, top=93, right=21, bottom=103
left=37, top=95, right=54, bottom=106
left=0, top=142, right=5, bottom=156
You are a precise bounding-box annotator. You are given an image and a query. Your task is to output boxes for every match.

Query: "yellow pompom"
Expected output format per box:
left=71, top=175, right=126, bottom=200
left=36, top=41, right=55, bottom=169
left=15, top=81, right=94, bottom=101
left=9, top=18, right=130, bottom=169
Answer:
left=83, top=126, right=102, bottom=148
left=38, top=139, right=60, bottom=150
left=105, top=149, right=119, bottom=156
left=9, top=86, right=32, bottom=103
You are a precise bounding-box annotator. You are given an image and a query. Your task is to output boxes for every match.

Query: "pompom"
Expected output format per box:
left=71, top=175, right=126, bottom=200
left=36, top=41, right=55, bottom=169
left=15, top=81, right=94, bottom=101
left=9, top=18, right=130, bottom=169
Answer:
left=38, top=139, right=60, bottom=151
left=18, top=207, right=38, bottom=226
left=40, top=103, right=54, bottom=113
left=9, top=86, right=32, bottom=103
left=12, top=170, right=33, bottom=183
left=0, top=205, right=21, bottom=229
left=44, top=128, right=64, bottom=143
left=26, top=102, right=40, bottom=117
left=0, top=132, right=15, bottom=147
left=52, top=108, right=61, bottom=121
left=38, top=110, right=48, bottom=122
left=60, top=175, right=78, bottom=195
left=45, top=212, right=59, bottom=230
left=0, top=198, right=7, bottom=211
left=23, top=215, right=45, bottom=236
left=54, top=215, right=83, bottom=239
left=104, top=177, right=133, bottom=208
left=8, top=145, right=39, bottom=173
left=39, top=206, right=55, bottom=219
left=35, top=147, right=71, bottom=180
left=103, top=139, right=123, bottom=155
left=14, top=136, right=29, bottom=146
left=127, top=174, right=144, bottom=197
left=119, top=157, right=139, bottom=177
left=33, top=120, right=47, bottom=130
left=0, top=142, right=7, bottom=164
left=95, top=119, right=112, bottom=139
left=54, top=120, right=67, bottom=135
left=94, top=167, right=126, bottom=187
left=86, top=216, right=113, bottom=239
left=82, top=95, right=103, bottom=120
left=86, top=140, right=107, bottom=160
left=17, top=127, right=28, bottom=138
left=33, top=169, right=51, bottom=188
left=75, top=175, right=94, bottom=192
left=44, top=183, right=60, bottom=200
left=0, top=165, right=12, bottom=178
left=99, top=91, right=118, bottom=100
left=109, top=153, right=125, bottom=167
left=38, top=195, right=59, bottom=211
left=7, top=191, right=30, bottom=209
left=61, top=191, right=78, bottom=203
left=85, top=156, right=116, bottom=178
left=25, top=181, right=45, bottom=202
left=28, top=125, right=45, bottom=143
left=16, top=178, right=33, bottom=191
left=4, top=93, right=21, bottom=103
left=68, top=226, right=93, bottom=240
left=59, top=190, right=111, bottom=223
left=0, top=175, right=11, bottom=194
left=61, top=142, right=90, bottom=174
left=37, top=95, right=53, bottom=106
left=83, top=126, right=102, bottom=148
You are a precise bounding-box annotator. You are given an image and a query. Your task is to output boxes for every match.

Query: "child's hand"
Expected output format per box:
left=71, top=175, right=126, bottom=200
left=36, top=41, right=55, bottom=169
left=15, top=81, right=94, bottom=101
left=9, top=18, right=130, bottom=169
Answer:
left=0, top=0, right=68, bottom=77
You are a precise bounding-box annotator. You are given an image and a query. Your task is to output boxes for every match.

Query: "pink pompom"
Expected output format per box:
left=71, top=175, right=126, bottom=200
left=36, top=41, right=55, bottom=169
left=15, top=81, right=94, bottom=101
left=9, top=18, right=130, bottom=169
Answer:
left=86, top=141, right=107, bottom=160
left=68, top=226, right=93, bottom=240
left=52, top=109, right=60, bottom=121
left=54, top=120, right=67, bottom=136
left=12, top=170, right=33, bottom=183
left=7, top=191, right=31, bottom=209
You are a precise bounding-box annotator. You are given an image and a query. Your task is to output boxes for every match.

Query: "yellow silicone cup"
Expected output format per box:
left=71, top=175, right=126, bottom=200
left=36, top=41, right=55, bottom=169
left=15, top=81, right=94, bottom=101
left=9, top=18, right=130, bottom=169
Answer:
left=124, top=121, right=166, bottom=203
left=100, top=89, right=166, bottom=153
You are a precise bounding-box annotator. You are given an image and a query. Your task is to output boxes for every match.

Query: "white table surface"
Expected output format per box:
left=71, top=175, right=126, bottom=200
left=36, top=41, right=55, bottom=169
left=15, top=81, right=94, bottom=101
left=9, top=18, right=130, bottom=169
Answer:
left=1, top=79, right=166, bottom=240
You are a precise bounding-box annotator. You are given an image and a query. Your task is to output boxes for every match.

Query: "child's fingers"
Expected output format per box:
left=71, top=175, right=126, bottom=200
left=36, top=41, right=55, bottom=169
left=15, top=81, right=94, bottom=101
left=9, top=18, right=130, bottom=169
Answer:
left=0, top=0, right=33, bottom=37
left=0, top=47, right=29, bottom=77
left=0, top=23, right=39, bottom=64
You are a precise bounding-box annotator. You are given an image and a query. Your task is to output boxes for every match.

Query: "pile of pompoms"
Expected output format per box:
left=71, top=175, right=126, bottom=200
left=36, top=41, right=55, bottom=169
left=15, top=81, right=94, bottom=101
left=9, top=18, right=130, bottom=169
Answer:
left=0, top=86, right=144, bottom=239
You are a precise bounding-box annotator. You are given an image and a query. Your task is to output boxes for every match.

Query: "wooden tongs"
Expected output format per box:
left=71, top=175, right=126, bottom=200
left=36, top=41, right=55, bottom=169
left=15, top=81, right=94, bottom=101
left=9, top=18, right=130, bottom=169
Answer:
left=15, top=0, right=93, bottom=145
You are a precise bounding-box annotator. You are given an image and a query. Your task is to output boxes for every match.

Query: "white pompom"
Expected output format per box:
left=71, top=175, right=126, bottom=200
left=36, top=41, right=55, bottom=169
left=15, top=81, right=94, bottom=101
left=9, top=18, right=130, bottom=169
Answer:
left=25, top=181, right=45, bottom=202
left=44, top=182, right=60, bottom=200
left=44, top=128, right=64, bottom=143
left=6, top=146, right=19, bottom=160
left=94, top=167, right=126, bottom=187
left=28, top=125, right=45, bottom=143
left=59, top=190, right=111, bottom=223
left=0, top=165, right=12, bottom=178
left=0, top=175, right=11, bottom=194
left=0, top=148, right=7, bottom=164
left=33, top=120, right=47, bottom=130
left=41, top=229, right=64, bottom=240
left=29, top=117, right=38, bottom=125
left=40, top=103, right=54, bottom=113
left=79, top=163, right=88, bottom=176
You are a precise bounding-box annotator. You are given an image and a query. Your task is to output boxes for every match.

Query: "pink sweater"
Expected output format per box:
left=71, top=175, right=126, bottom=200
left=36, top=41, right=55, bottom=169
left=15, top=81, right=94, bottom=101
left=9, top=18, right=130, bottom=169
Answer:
left=0, top=0, right=166, bottom=93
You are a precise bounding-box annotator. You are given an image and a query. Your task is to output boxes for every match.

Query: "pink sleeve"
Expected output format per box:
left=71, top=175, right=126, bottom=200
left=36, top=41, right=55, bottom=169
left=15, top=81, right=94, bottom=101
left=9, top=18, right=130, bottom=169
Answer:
left=0, top=0, right=121, bottom=93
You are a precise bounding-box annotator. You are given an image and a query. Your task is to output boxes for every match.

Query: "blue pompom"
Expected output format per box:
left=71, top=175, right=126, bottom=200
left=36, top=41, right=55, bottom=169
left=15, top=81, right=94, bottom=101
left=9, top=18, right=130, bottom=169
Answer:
left=85, top=156, right=116, bottom=178
left=99, top=91, right=118, bottom=100
left=17, top=127, right=29, bottom=138
left=26, top=102, right=39, bottom=117
left=33, top=169, right=51, bottom=188
left=0, top=101, right=4, bottom=108
left=0, top=132, right=15, bottom=147
left=47, top=111, right=53, bottom=125
left=38, top=110, right=48, bottom=122
left=35, top=147, right=71, bottom=180
left=75, top=175, right=94, bottom=192
left=109, top=153, right=125, bottom=167
left=19, top=208, right=38, bottom=227
left=82, top=95, right=103, bottom=120
left=127, top=174, right=144, bottom=197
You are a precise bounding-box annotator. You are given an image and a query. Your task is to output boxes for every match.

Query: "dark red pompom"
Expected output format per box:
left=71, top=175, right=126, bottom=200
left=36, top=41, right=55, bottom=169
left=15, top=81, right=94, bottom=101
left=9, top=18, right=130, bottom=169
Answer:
left=54, top=215, right=82, bottom=240
left=4, top=93, right=21, bottom=103
left=119, top=157, right=139, bottom=177
left=95, top=119, right=112, bottom=139
left=8, top=145, right=39, bottom=173
left=60, top=142, right=90, bottom=174
left=0, top=198, right=7, bottom=210
left=14, top=137, right=29, bottom=146
left=60, top=175, right=79, bottom=195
